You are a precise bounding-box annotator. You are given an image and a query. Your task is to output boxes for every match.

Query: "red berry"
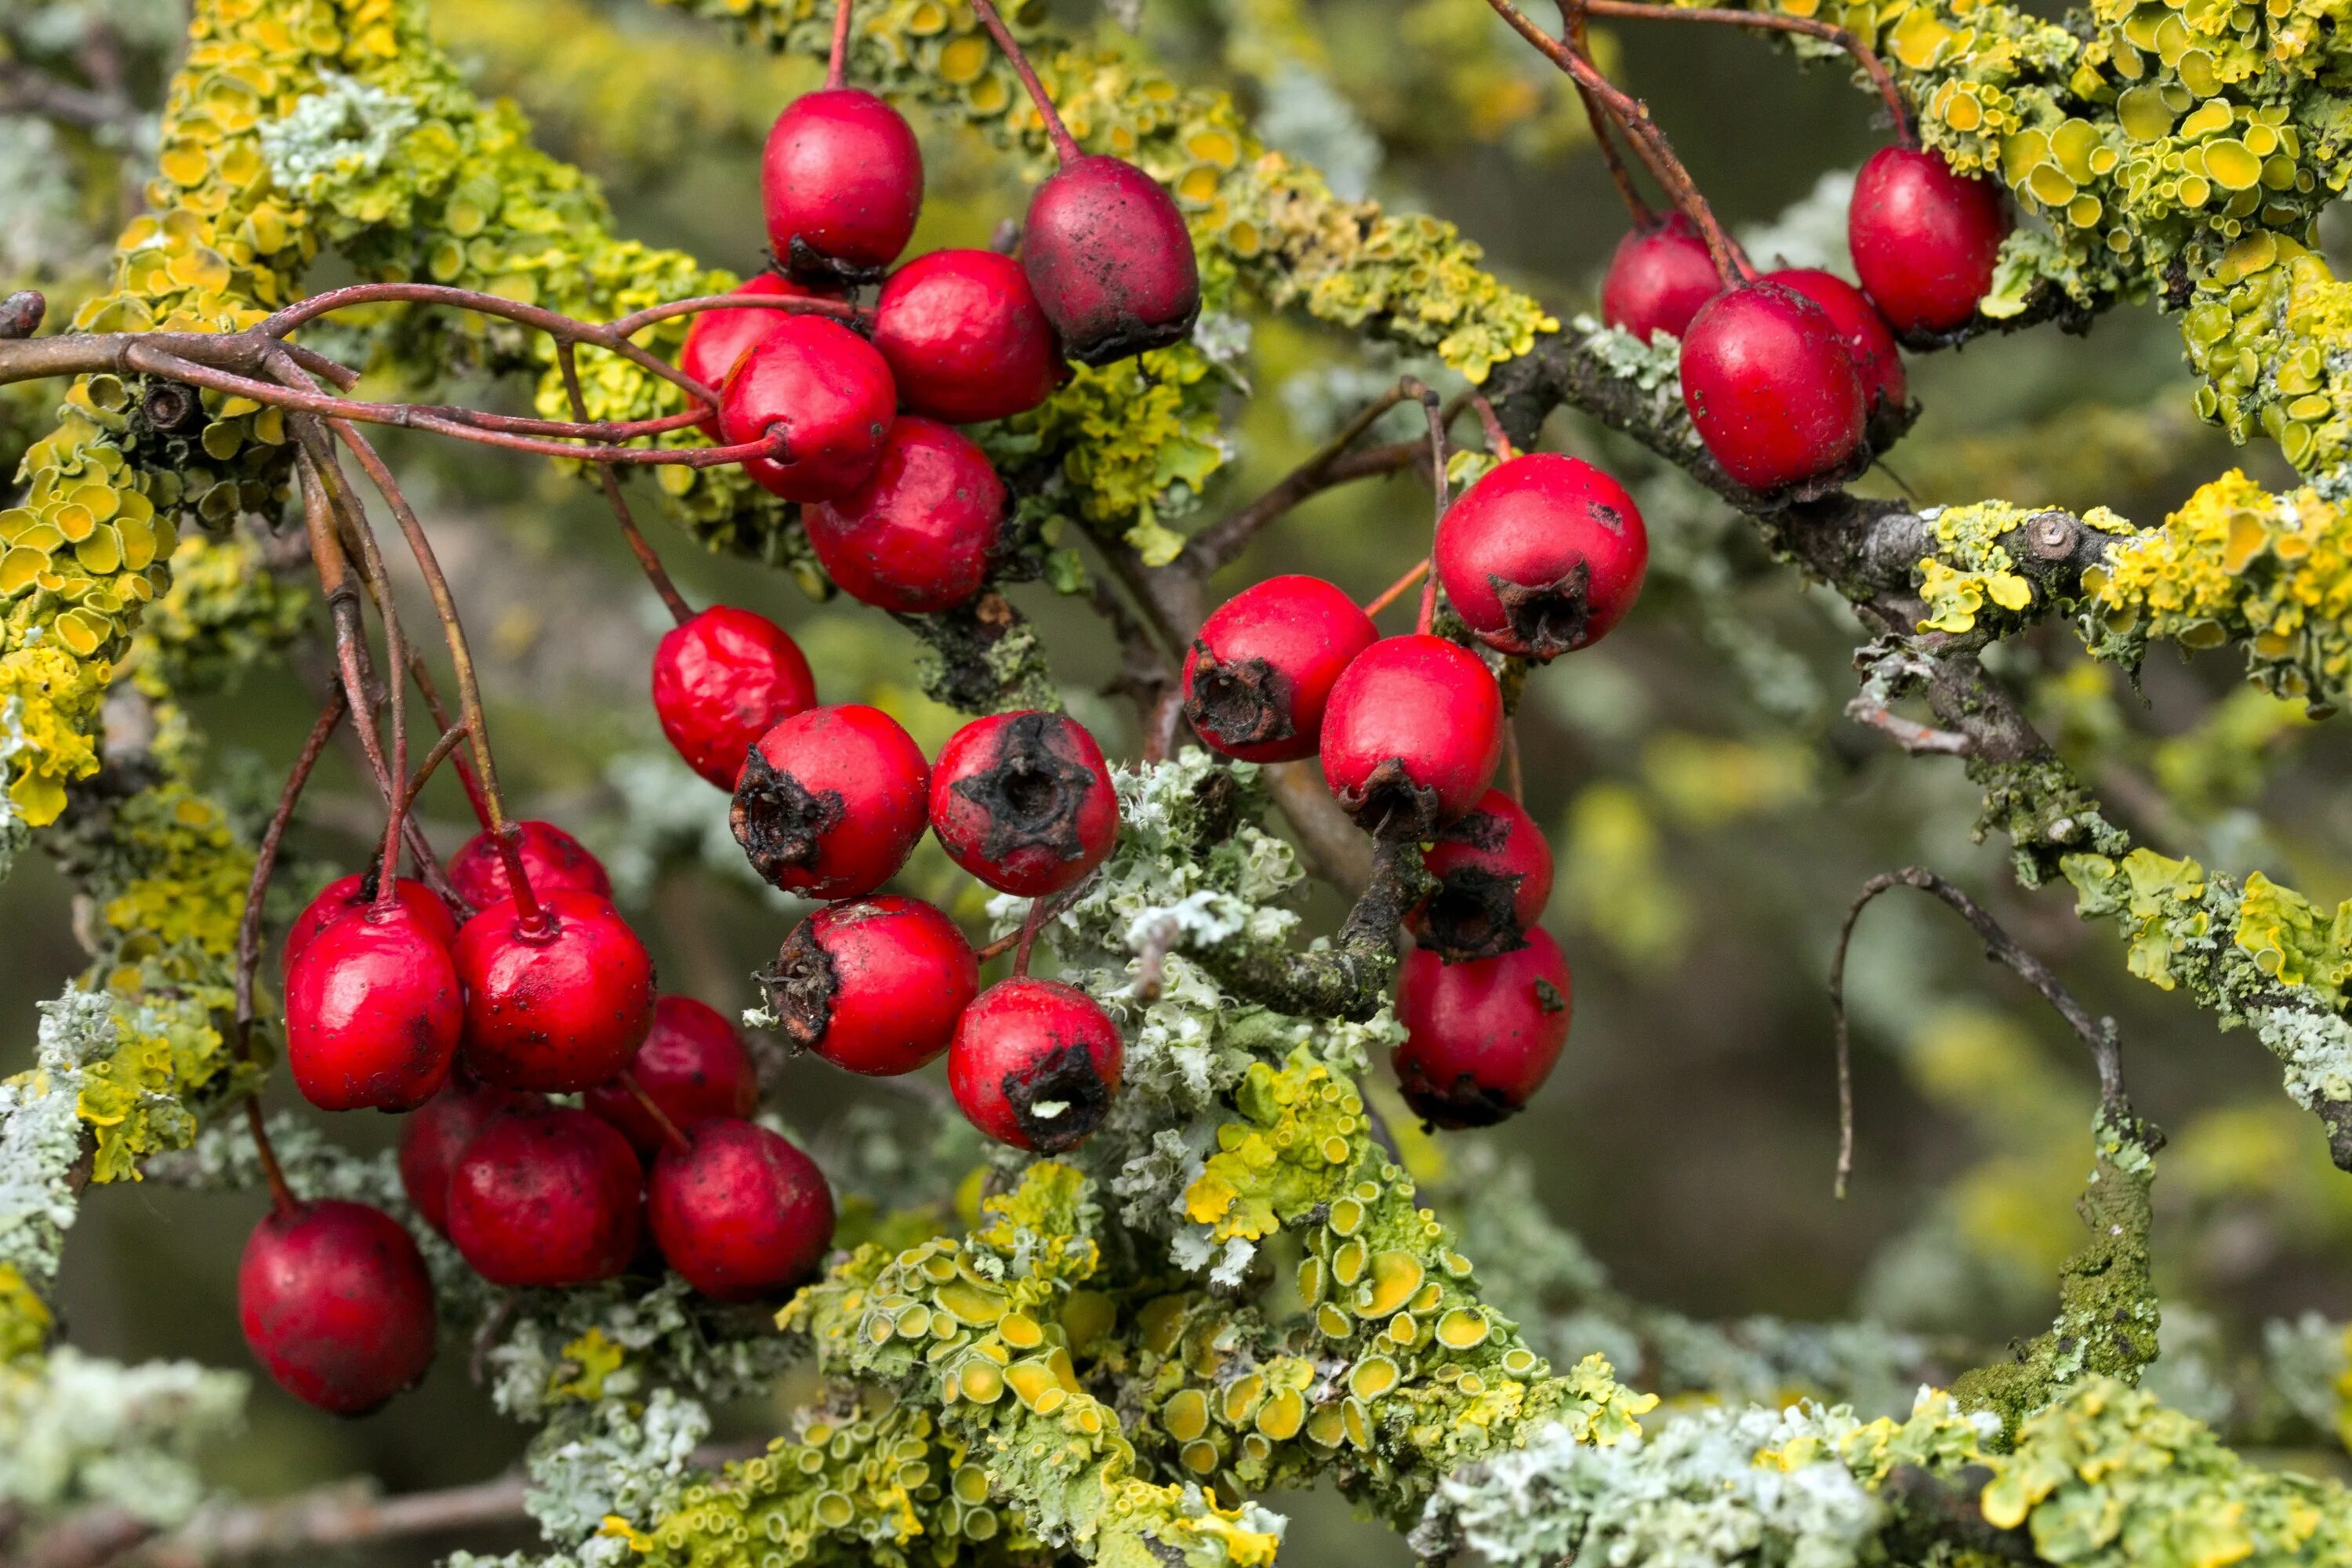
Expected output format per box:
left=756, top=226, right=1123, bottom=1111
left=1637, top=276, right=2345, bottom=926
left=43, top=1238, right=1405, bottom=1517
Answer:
left=238, top=1200, right=435, bottom=1414
left=1848, top=145, right=2009, bottom=337
left=648, top=1119, right=835, bottom=1301
left=1021, top=155, right=1200, bottom=366
left=677, top=271, right=844, bottom=428
left=446, top=1105, right=643, bottom=1287
left=1599, top=214, right=1722, bottom=344
left=757, top=895, right=978, bottom=1076
left=1319, top=635, right=1503, bottom=839
left=761, top=88, right=923, bottom=284
left=454, top=890, right=656, bottom=1092
left=873, top=249, right=1063, bottom=423
left=1679, top=281, right=1867, bottom=495
left=1408, top=789, right=1555, bottom=963
left=731, top=703, right=930, bottom=898
left=653, top=605, right=818, bottom=789
left=929, top=711, right=1120, bottom=896
left=1768, top=267, right=1907, bottom=426
left=948, top=978, right=1123, bottom=1152
left=285, top=902, right=461, bottom=1112
left=448, top=821, right=611, bottom=910
left=397, top=1076, right=543, bottom=1236
left=1435, top=453, right=1649, bottom=659
left=282, top=872, right=456, bottom=980
left=719, top=316, right=896, bottom=503
left=804, top=418, right=1006, bottom=614
left=1393, top=927, right=1572, bottom=1129
left=583, top=996, right=761, bottom=1156
left=1181, top=575, right=1377, bottom=763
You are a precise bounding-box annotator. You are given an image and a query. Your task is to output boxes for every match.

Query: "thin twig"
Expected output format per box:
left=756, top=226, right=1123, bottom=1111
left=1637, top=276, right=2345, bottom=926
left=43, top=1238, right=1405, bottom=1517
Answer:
left=967, top=0, right=1082, bottom=165
left=556, top=340, right=693, bottom=625
left=1577, top=0, right=1911, bottom=143
left=1362, top=559, right=1429, bottom=619
left=1847, top=699, right=1973, bottom=756
left=1399, top=376, right=1449, bottom=636
left=1189, top=387, right=1410, bottom=570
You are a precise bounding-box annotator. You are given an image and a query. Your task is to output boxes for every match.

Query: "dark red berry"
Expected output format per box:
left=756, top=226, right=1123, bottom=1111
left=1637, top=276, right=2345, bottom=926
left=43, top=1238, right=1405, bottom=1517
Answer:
left=238, top=1200, right=435, bottom=1415
left=804, top=418, right=1006, bottom=614
left=1599, top=214, right=1722, bottom=344
left=648, top=1119, right=835, bottom=1301
left=448, top=820, right=611, bottom=910
left=731, top=703, right=930, bottom=899
left=719, top=315, right=897, bottom=503
left=1435, top=453, right=1649, bottom=660
left=756, top=895, right=978, bottom=1076
left=761, top=88, right=923, bottom=284
left=873, top=249, right=1063, bottom=423
left=282, top=872, right=456, bottom=979
left=677, top=271, right=844, bottom=428
left=1393, top=927, right=1572, bottom=1129
left=653, top=604, right=818, bottom=789
left=1679, top=281, right=1867, bottom=495
left=454, top=890, right=656, bottom=1092
left=446, top=1105, right=643, bottom=1287
left=949, top=977, right=1123, bottom=1152
left=1021, top=155, right=1200, bottom=367
left=397, top=1076, right=543, bottom=1236
left=929, top=711, right=1120, bottom=896
left=1181, top=575, right=1377, bottom=763
left=1848, top=145, right=2009, bottom=337
left=1768, top=267, right=1907, bottom=430
left=285, top=902, right=461, bottom=1113
left=584, top=996, right=760, bottom=1156
left=1319, top=635, right=1502, bottom=839
left=1407, top=789, right=1554, bottom=963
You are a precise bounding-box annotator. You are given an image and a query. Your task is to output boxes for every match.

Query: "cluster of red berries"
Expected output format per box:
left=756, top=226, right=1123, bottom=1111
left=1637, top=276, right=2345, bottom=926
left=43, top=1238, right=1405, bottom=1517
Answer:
left=1602, top=144, right=2009, bottom=496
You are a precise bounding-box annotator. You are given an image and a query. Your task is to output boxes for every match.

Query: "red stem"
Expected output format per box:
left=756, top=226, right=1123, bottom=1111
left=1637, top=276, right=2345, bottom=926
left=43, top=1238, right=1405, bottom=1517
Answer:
left=1363, top=559, right=1430, bottom=619
left=1563, top=5, right=1653, bottom=225
left=619, top=1071, right=694, bottom=1156
left=966, top=0, right=1083, bottom=166
left=1468, top=392, right=1515, bottom=460
left=1399, top=377, right=1448, bottom=637
left=1014, top=898, right=1048, bottom=978
left=557, top=340, right=694, bottom=626
left=826, top=0, right=855, bottom=89
left=1577, top=0, right=1912, bottom=146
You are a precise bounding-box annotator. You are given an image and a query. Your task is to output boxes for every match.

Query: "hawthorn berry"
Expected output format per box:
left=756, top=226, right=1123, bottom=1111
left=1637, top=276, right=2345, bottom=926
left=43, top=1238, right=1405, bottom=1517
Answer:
left=454, top=889, right=656, bottom=1093
left=731, top=703, right=930, bottom=899
left=1319, top=636, right=1503, bottom=839
left=1393, top=927, right=1573, bottom=1129
left=282, top=872, right=456, bottom=979
left=761, top=88, right=924, bottom=284
left=1021, top=155, right=1201, bottom=366
left=284, top=902, right=462, bottom=1113
left=803, top=418, right=1007, bottom=614
left=446, top=1105, right=644, bottom=1288
left=238, top=1200, right=436, bottom=1415
left=1599, top=214, right=1722, bottom=344
left=584, top=996, right=761, bottom=1156
left=1181, top=575, right=1378, bottom=763
left=653, top=604, right=818, bottom=789
left=1435, top=452, right=1649, bottom=659
left=1768, top=267, right=1907, bottom=434
left=648, top=1119, right=835, bottom=1301
left=448, top=820, right=611, bottom=909
left=718, top=315, right=897, bottom=504
left=1408, top=789, right=1555, bottom=963
left=397, top=1075, right=543, bottom=1236
left=948, top=977, right=1124, bottom=1153
left=677, top=271, right=844, bottom=428
left=873, top=249, right=1063, bottom=423
left=1679, top=281, right=1867, bottom=495
left=929, top=711, right=1120, bottom=896
left=1848, top=145, right=2009, bottom=337
left=757, top=895, right=978, bottom=1076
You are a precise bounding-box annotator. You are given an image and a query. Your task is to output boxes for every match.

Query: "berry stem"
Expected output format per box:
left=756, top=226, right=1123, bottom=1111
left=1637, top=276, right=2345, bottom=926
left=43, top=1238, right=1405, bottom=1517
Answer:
left=557, top=340, right=695, bottom=627
left=1013, top=897, right=1048, bottom=978
left=1502, top=719, right=1524, bottom=802
left=619, top=1071, right=695, bottom=1156
left=293, top=447, right=405, bottom=827
left=825, top=0, right=855, bottom=89
left=401, top=650, right=493, bottom=837
left=1467, top=391, right=1515, bottom=460
left=967, top=0, right=1083, bottom=167
left=1361, top=559, right=1429, bottom=619
left=1559, top=3, right=1653, bottom=225
left=1398, top=376, right=1449, bottom=637
left=245, top=1098, right=299, bottom=1218
left=395, top=722, right=472, bottom=828
left=1576, top=0, right=1912, bottom=147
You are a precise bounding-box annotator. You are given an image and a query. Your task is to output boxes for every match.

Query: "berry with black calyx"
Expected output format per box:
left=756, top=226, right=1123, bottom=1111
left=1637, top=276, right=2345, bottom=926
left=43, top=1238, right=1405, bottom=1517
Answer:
left=1679, top=280, right=1867, bottom=496
left=755, top=895, right=978, bottom=1076
left=803, top=417, right=1007, bottom=615
left=1181, top=575, right=1378, bottom=763
left=761, top=89, right=923, bottom=285
left=873, top=249, right=1063, bottom=423
left=731, top=703, right=930, bottom=899
left=948, top=977, right=1123, bottom=1152
left=1434, top=452, right=1649, bottom=660
left=1319, top=635, right=1503, bottom=840
left=1407, top=789, right=1555, bottom=963
left=238, top=1200, right=436, bottom=1415
left=453, top=889, right=655, bottom=1093
left=445, top=1105, right=644, bottom=1287
left=652, top=604, right=818, bottom=789
left=928, top=711, right=1119, bottom=896
left=648, top=1119, right=835, bottom=1301
left=1393, top=927, right=1573, bottom=1129
left=583, top=996, right=760, bottom=1156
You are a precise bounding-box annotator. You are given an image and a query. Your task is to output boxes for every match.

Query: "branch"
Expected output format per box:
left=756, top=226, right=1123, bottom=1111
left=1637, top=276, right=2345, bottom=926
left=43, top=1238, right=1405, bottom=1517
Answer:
left=1182, top=837, right=1428, bottom=1019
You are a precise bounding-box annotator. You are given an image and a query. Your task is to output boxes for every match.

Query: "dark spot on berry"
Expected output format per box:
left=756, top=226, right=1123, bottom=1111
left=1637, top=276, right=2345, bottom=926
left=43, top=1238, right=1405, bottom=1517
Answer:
left=1588, top=502, right=1625, bottom=536
left=1421, top=865, right=1530, bottom=963
left=1533, top=977, right=1568, bottom=1014
left=755, top=922, right=838, bottom=1054
left=1396, top=1062, right=1523, bottom=1130
left=784, top=233, right=885, bottom=289
left=1001, top=1040, right=1112, bottom=1153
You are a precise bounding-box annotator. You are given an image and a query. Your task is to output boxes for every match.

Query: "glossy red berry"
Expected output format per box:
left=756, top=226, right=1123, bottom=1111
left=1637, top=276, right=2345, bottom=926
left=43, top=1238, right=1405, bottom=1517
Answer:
left=448, top=821, right=611, bottom=910
left=677, top=271, right=844, bottom=426
left=1768, top=267, right=1907, bottom=427
left=454, top=890, right=656, bottom=1092
left=719, top=316, right=896, bottom=503
left=1408, top=789, right=1555, bottom=963
left=397, top=1076, right=543, bottom=1236
left=929, top=711, right=1120, bottom=896
left=1319, top=636, right=1503, bottom=839
left=653, top=605, right=818, bottom=789
left=238, top=1200, right=435, bottom=1415
left=648, top=1119, right=835, bottom=1301
left=757, top=895, right=977, bottom=1076
left=282, top=872, right=456, bottom=979
left=761, top=88, right=923, bottom=284
left=804, top=418, right=1007, bottom=614
left=1022, top=155, right=1200, bottom=366
left=1680, top=281, right=1867, bottom=495
left=1848, top=145, right=2009, bottom=337
left=1393, top=927, right=1572, bottom=1129
left=584, top=996, right=760, bottom=1156
left=731, top=703, right=930, bottom=898
left=1435, top=453, right=1649, bottom=660
left=1181, top=575, right=1377, bottom=763
left=1599, top=214, right=1722, bottom=344
left=285, top=902, right=461, bottom=1113
left=446, top=1105, right=643, bottom=1287
left=873, top=249, right=1062, bottom=423
left=949, top=978, right=1123, bottom=1153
